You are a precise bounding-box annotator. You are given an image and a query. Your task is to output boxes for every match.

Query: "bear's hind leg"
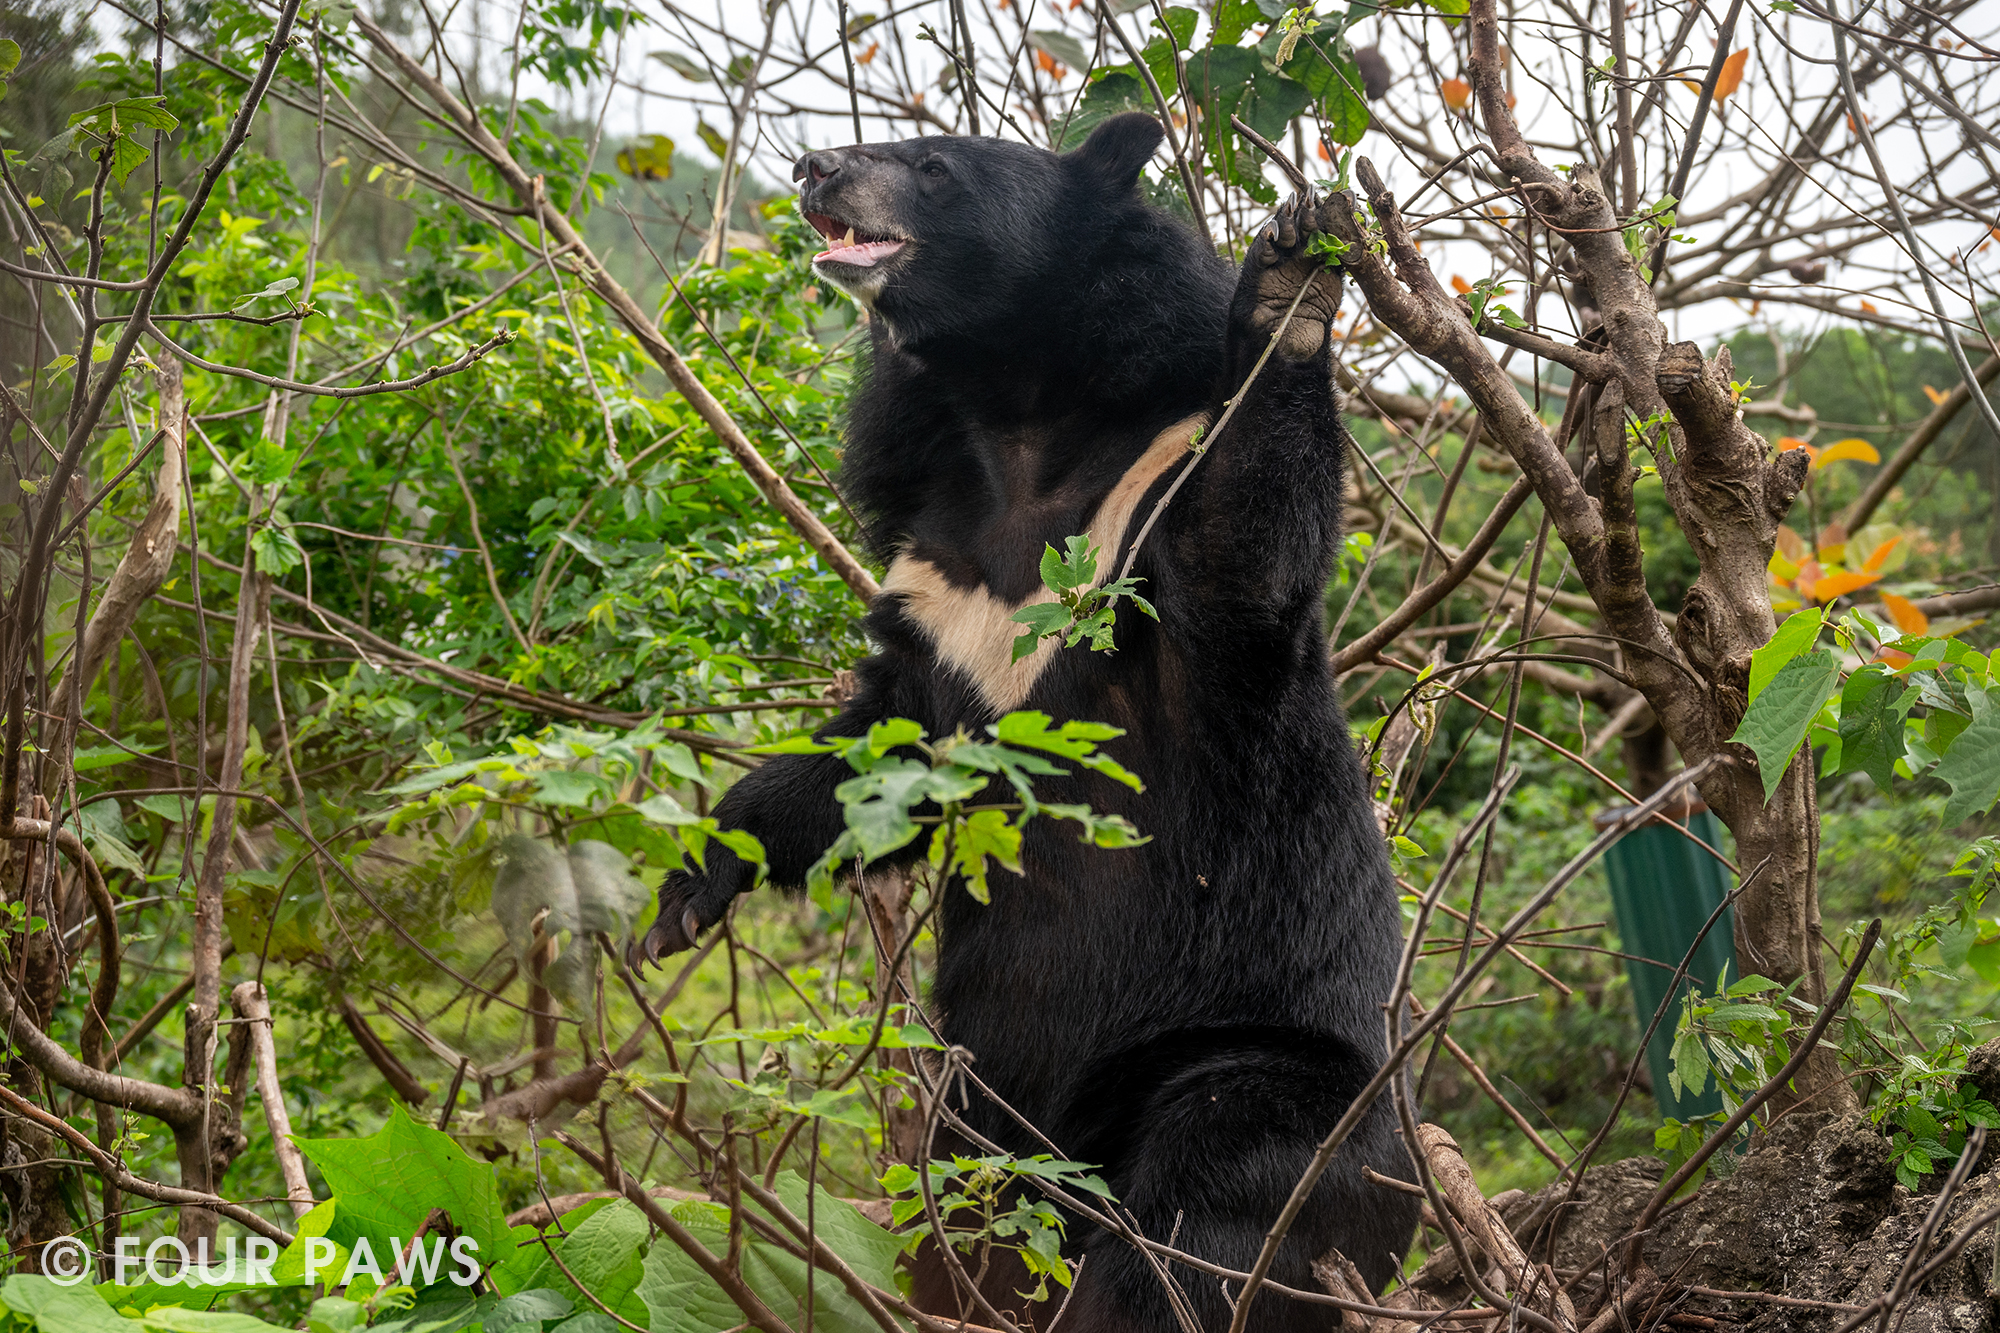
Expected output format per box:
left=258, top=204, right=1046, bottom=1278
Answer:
left=1060, top=1037, right=1419, bottom=1333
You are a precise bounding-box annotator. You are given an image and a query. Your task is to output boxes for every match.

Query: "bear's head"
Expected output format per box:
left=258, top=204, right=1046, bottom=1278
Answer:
left=791, top=113, right=1173, bottom=350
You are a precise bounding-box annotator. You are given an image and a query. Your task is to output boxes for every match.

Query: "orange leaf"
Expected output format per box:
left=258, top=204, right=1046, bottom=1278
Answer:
left=857, top=40, right=879, bottom=64
left=1991, top=226, right=2000, bottom=241
left=1810, top=569, right=1881, bottom=601
left=1862, top=535, right=1905, bottom=573
left=1451, top=274, right=1473, bottom=294
left=1713, top=48, right=1749, bottom=103
left=1880, top=591, right=1929, bottom=636
left=1812, top=437, right=1881, bottom=469
left=1923, top=384, right=1948, bottom=406
left=1774, top=525, right=1806, bottom=560
left=1681, top=79, right=1704, bottom=94
left=1441, top=77, right=1471, bottom=111
left=1794, top=558, right=1824, bottom=597
left=1817, top=522, right=1848, bottom=562
left=1505, top=91, right=1518, bottom=109
left=1035, top=50, right=1067, bottom=78
left=1317, top=140, right=1331, bottom=161
left=1776, top=435, right=1813, bottom=452
left=1875, top=647, right=1915, bottom=669
left=1769, top=549, right=1801, bottom=582
left=1860, top=299, right=1879, bottom=314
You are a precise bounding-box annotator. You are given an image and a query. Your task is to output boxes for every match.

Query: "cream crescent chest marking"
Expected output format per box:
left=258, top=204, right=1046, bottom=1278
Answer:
left=882, top=413, right=1209, bottom=714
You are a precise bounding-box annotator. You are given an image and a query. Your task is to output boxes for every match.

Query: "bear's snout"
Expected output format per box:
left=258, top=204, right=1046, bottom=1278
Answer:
left=792, top=150, right=843, bottom=185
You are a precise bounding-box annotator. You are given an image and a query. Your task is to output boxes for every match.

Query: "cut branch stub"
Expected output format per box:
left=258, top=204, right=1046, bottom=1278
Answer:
left=1657, top=340, right=1808, bottom=734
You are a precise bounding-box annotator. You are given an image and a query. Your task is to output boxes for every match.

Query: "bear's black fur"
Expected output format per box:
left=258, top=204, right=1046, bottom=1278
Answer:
left=640, top=114, right=1420, bottom=1331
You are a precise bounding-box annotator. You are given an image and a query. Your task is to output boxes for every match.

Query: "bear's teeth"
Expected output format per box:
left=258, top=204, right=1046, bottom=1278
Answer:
left=843, top=227, right=856, bottom=247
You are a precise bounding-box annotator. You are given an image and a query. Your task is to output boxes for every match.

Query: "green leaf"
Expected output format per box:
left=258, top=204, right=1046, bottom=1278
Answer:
left=1748, top=608, right=1824, bottom=703
left=69, top=96, right=180, bottom=133
left=493, top=1201, right=648, bottom=1326
left=1287, top=35, right=1370, bottom=143
left=1836, top=664, right=1907, bottom=792
left=295, top=1104, right=517, bottom=1268
left=138, top=1308, right=296, bottom=1332
left=1968, top=935, right=2000, bottom=984
left=1731, top=648, right=1840, bottom=800
left=248, top=436, right=296, bottom=485
left=615, top=133, right=676, bottom=180
left=1212, top=0, right=1264, bottom=45
left=2, top=1277, right=144, bottom=1333
left=1029, top=30, right=1091, bottom=70
left=65, top=98, right=180, bottom=186
left=650, top=50, right=710, bottom=81
left=931, top=806, right=1023, bottom=904
left=1934, top=686, right=2000, bottom=825
left=249, top=522, right=305, bottom=578
left=696, top=119, right=730, bottom=159
left=636, top=1175, right=902, bottom=1333
left=232, top=276, right=300, bottom=311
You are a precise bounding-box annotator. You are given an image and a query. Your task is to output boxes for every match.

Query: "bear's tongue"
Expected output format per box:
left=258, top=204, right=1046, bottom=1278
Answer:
left=816, top=225, right=905, bottom=267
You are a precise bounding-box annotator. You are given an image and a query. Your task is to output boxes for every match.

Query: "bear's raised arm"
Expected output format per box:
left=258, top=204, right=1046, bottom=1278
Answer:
left=1141, top=194, right=1355, bottom=629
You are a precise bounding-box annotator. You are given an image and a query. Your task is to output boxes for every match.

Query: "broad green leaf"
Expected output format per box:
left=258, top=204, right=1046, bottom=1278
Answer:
left=296, top=1104, right=517, bottom=1268
left=637, top=1175, right=903, bottom=1333
left=1748, top=608, right=1824, bottom=702
left=248, top=523, right=305, bottom=578
left=68, top=97, right=180, bottom=132
left=1968, top=935, right=2000, bottom=984
left=3, top=1277, right=144, bottom=1333
left=139, top=1309, right=294, bottom=1332
left=368, top=1290, right=570, bottom=1333
left=1213, top=0, right=1263, bottom=44
left=1730, top=648, right=1840, bottom=800
left=1028, top=30, right=1091, bottom=70
left=1935, top=686, right=2000, bottom=825
left=493, top=1202, right=648, bottom=1326
left=1836, top=664, right=1906, bottom=792
left=1288, top=35, right=1370, bottom=143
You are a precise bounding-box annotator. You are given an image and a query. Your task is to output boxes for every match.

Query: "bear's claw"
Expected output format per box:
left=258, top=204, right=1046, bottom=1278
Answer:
left=1238, top=190, right=1344, bottom=360
left=632, top=869, right=733, bottom=969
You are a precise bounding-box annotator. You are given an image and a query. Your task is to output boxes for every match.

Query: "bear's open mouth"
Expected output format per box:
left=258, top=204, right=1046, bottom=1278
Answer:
left=804, top=211, right=908, bottom=268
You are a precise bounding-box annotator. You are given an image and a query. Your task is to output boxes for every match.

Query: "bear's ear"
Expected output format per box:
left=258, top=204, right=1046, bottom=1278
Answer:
left=1069, top=113, right=1165, bottom=191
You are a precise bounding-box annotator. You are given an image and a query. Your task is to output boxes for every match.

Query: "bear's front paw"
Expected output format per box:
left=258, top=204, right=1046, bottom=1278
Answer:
left=632, top=855, right=750, bottom=967
left=1237, top=190, right=1345, bottom=361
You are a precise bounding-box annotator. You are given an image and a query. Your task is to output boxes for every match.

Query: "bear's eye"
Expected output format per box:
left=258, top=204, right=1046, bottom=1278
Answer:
left=920, top=160, right=949, bottom=179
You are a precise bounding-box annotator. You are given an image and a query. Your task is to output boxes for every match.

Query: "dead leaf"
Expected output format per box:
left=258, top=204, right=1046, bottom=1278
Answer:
left=1713, top=48, right=1749, bottom=103
left=1812, top=438, right=1881, bottom=469
left=1441, top=77, right=1471, bottom=111
left=1923, top=384, right=1948, bottom=406
left=1862, top=536, right=1906, bottom=574
left=1880, top=591, right=1928, bottom=636
left=1810, top=569, right=1880, bottom=601
left=1451, top=275, right=1473, bottom=294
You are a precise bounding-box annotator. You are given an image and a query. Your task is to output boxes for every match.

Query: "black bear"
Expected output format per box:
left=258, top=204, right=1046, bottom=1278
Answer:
left=639, top=113, right=1419, bottom=1330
